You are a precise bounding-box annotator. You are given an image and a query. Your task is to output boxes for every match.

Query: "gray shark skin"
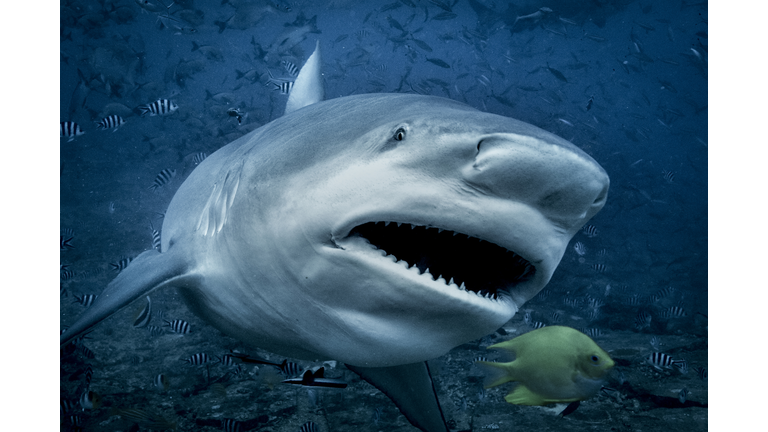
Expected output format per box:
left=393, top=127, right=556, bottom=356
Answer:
left=61, top=93, right=608, bottom=431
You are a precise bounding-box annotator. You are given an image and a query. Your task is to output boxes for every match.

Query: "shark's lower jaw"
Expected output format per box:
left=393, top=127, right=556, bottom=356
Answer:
left=347, top=221, right=535, bottom=300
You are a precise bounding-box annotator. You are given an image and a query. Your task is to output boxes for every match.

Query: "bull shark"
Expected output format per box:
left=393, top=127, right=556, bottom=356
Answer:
left=60, top=42, right=609, bottom=432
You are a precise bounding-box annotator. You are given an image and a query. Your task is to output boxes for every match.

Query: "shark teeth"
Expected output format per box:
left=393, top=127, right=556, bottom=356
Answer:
left=374, top=246, right=503, bottom=301
left=348, top=220, right=534, bottom=301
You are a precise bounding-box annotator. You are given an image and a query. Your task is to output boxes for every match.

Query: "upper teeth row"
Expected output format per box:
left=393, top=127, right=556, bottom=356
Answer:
left=369, top=246, right=498, bottom=300
left=373, top=221, right=495, bottom=242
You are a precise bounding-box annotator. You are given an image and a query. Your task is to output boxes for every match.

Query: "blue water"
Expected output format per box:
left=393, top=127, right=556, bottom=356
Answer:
left=60, top=0, right=707, bottom=430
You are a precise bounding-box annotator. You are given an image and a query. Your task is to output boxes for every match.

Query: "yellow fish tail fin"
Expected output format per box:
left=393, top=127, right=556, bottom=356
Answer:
left=476, top=361, right=515, bottom=388
left=504, top=384, right=547, bottom=406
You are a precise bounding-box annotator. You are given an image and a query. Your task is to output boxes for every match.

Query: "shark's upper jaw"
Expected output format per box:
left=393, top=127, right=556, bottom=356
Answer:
left=341, top=220, right=536, bottom=302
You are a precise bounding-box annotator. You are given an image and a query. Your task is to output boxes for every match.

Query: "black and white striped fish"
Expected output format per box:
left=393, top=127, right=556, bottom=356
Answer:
left=192, top=152, right=208, bottom=165
left=651, top=286, right=675, bottom=302
left=154, top=373, right=169, bottom=391
left=149, top=168, right=176, bottom=192
left=147, top=325, right=164, bottom=337
left=623, top=295, right=645, bottom=307
left=660, top=306, right=688, bottom=319
left=184, top=352, right=213, bottom=366
left=60, top=398, right=78, bottom=414
left=95, top=114, right=126, bottom=131
left=579, top=328, right=604, bottom=338
left=68, top=414, right=84, bottom=427
left=133, top=296, right=152, bottom=328
left=78, top=344, right=95, bottom=359
left=74, top=294, right=98, bottom=307
left=647, top=352, right=675, bottom=370
left=220, top=354, right=237, bottom=367
left=282, top=60, right=299, bottom=77
left=223, top=418, right=242, bottom=432
left=61, top=269, right=77, bottom=281
left=586, top=297, right=605, bottom=309
left=165, top=319, right=191, bottom=334
left=139, top=99, right=178, bottom=117
left=60, top=121, right=84, bottom=142
left=299, top=421, right=319, bottom=432
left=549, top=311, right=561, bottom=323
left=84, top=364, right=93, bottom=388
left=150, top=222, right=161, bottom=251
left=111, top=257, right=133, bottom=271
left=529, top=321, right=546, bottom=329
left=573, top=241, right=586, bottom=256
left=662, top=170, right=675, bottom=183
left=581, top=224, right=597, bottom=237
left=634, top=311, right=652, bottom=329
left=562, top=297, right=580, bottom=308
left=60, top=235, right=75, bottom=250
left=590, top=263, right=606, bottom=273
left=273, top=80, right=294, bottom=94
left=279, top=360, right=302, bottom=377
left=586, top=309, right=600, bottom=320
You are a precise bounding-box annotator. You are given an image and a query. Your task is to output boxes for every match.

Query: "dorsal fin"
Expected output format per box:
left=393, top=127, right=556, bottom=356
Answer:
left=284, top=40, right=324, bottom=115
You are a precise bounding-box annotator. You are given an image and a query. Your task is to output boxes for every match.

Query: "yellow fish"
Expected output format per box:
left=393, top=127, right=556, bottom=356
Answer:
left=477, top=326, right=614, bottom=406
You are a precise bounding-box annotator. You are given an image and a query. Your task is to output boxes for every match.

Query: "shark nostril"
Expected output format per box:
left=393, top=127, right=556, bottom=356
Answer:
left=593, top=184, right=609, bottom=206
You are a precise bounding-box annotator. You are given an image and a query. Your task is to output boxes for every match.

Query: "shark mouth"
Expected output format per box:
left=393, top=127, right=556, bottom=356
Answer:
left=348, top=222, right=535, bottom=300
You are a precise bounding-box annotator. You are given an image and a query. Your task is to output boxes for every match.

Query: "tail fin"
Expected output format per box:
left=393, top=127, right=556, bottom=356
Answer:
left=476, top=361, right=515, bottom=389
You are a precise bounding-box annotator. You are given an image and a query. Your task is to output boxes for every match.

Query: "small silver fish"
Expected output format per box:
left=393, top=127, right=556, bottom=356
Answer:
left=678, top=387, right=688, bottom=404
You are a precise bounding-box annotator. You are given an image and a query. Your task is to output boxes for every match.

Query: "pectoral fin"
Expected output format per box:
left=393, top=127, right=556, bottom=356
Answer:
left=60, top=248, right=196, bottom=347
left=346, top=362, right=449, bottom=432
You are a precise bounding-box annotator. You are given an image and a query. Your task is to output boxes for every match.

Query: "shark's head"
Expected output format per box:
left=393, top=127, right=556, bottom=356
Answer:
left=183, top=94, right=608, bottom=367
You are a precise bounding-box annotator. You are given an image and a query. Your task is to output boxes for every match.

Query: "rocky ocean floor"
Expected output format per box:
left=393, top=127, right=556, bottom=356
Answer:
left=60, top=284, right=707, bottom=431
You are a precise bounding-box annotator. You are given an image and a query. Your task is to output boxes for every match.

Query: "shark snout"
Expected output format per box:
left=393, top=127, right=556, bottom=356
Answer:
left=466, top=133, right=609, bottom=227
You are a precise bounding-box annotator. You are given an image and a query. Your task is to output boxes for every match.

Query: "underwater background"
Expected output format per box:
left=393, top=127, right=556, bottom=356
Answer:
left=57, top=0, right=710, bottom=431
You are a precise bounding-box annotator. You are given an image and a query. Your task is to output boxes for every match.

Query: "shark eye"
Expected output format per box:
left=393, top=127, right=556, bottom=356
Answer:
left=394, top=128, right=406, bottom=141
